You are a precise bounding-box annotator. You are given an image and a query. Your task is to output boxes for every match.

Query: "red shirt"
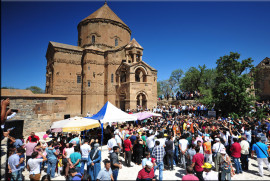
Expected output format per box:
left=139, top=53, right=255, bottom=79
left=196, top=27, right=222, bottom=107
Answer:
left=124, top=139, right=132, bottom=151
left=230, top=142, right=241, bottom=158
left=182, top=174, right=199, bottom=181
left=192, top=153, right=204, bottom=172
left=27, top=135, right=40, bottom=142
left=137, top=168, right=154, bottom=180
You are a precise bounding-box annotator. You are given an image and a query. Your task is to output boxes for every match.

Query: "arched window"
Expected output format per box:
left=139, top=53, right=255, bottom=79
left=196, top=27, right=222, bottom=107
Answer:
left=88, top=80, right=91, bottom=87
left=111, top=74, right=114, bottom=83
left=115, top=38, right=118, bottom=46
left=92, top=35, right=95, bottom=44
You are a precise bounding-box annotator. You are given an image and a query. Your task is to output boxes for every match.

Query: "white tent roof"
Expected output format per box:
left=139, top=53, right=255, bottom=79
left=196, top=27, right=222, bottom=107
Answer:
left=88, top=101, right=137, bottom=123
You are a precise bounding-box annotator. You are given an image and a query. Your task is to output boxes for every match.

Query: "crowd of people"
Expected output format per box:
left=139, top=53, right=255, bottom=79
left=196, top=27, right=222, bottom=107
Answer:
left=2, top=97, right=270, bottom=181
left=159, top=91, right=202, bottom=101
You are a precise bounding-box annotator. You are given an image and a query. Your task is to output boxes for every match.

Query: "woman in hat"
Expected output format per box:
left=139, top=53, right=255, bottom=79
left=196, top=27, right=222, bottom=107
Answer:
left=220, top=149, right=234, bottom=181
left=88, top=143, right=101, bottom=180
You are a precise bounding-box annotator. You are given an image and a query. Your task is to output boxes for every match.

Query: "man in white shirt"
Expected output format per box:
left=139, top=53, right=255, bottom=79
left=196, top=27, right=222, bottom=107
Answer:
left=212, top=138, right=225, bottom=171
left=240, top=135, right=249, bottom=171
left=80, top=139, right=91, bottom=173
left=179, top=134, right=189, bottom=169
left=107, top=134, right=117, bottom=154
left=27, top=151, right=47, bottom=181
left=146, top=133, right=155, bottom=154
left=114, top=130, right=123, bottom=155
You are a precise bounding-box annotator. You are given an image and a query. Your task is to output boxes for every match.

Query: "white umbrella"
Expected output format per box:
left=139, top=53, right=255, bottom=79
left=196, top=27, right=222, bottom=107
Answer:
left=51, top=116, right=100, bottom=132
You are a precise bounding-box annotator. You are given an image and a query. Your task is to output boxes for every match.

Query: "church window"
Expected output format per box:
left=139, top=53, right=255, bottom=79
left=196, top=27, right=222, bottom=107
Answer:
left=77, top=75, right=81, bottom=83
left=111, top=74, right=114, bottom=83
left=88, top=80, right=91, bottom=87
left=115, top=38, right=118, bottom=46
left=88, top=66, right=90, bottom=70
left=92, top=35, right=95, bottom=44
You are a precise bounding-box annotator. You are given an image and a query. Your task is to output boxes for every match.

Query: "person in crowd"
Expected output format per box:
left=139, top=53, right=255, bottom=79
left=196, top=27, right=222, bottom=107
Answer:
left=57, top=154, right=63, bottom=176
left=203, top=137, right=212, bottom=164
left=25, top=137, right=38, bottom=163
left=182, top=166, right=199, bottom=181
left=146, top=132, right=155, bottom=154
left=212, top=138, right=224, bottom=172
left=107, top=134, right=117, bottom=154
left=179, top=134, right=189, bottom=169
left=187, top=144, right=196, bottom=166
left=151, top=140, right=165, bottom=181
left=240, top=135, right=249, bottom=171
left=8, top=148, right=25, bottom=181
left=26, top=132, right=40, bottom=143
left=96, top=160, right=113, bottom=181
left=65, top=143, right=74, bottom=177
left=230, top=138, right=242, bottom=174
left=88, top=143, right=101, bottom=180
left=45, top=141, right=59, bottom=178
left=80, top=139, right=91, bottom=174
left=136, top=161, right=155, bottom=181
left=69, top=146, right=81, bottom=173
left=124, top=134, right=132, bottom=167
left=142, top=152, right=152, bottom=168
left=110, top=146, right=122, bottom=181
left=251, top=136, right=270, bottom=177
left=191, top=146, right=204, bottom=181
left=69, top=168, right=83, bottom=181
left=133, top=137, right=145, bottom=165
left=27, top=151, right=47, bottom=181
left=165, top=135, right=174, bottom=170
left=220, top=149, right=233, bottom=181
left=202, top=162, right=218, bottom=180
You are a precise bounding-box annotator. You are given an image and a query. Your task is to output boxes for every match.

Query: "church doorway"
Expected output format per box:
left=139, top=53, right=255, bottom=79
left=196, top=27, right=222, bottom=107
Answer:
left=136, top=93, right=147, bottom=110
left=120, top=94, right=126, bottom=111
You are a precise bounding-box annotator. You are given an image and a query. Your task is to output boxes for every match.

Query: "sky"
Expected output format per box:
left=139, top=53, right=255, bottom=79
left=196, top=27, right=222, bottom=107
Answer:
left=1, top=1, right=270, bottom=90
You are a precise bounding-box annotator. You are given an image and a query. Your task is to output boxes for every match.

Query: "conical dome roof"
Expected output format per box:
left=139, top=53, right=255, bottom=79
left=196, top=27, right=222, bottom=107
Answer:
left=126, top=38, right=143, bottom=49
left=81, top=3, right=128, bottom=27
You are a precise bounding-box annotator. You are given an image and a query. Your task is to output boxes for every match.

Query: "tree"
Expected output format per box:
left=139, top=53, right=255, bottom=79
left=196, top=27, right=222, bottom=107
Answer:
left=212, top=52, right=255, bottom=117
left=26, top=86, right=44, bottom=94
left=169, top=69, right=184, bottom=92
left=180, top=65, right=216, bottom=92
left=158, top=80, right=172, bottom=98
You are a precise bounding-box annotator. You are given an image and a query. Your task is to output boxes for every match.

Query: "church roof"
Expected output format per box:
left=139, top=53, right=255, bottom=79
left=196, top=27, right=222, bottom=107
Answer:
left=256, top=57, right=270, bottom=68
left=81, top=3, right=128, bottom=27
left=49, top=41, right=83, bottom=51
left=126, top=38, right=143, bottom=49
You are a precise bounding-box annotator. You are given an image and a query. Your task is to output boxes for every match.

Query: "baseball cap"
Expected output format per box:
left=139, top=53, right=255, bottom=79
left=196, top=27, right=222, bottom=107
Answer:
left=146, top=161, right=153, bottom=168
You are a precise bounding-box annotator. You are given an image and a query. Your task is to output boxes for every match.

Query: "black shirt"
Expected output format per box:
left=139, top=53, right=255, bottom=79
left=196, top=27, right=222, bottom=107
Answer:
left=110, top=152, right=119, bottom=170
left=165, top=140, right=174, bottom=152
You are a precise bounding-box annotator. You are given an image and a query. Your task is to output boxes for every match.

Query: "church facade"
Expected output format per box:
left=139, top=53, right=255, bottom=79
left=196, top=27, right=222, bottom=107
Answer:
left=45, top=3, right=157, bottom=115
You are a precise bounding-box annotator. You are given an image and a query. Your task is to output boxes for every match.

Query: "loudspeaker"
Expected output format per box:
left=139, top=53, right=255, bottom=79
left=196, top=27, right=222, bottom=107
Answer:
left=4, top=120, right=24, bottom=139
left=64, top=114, right=70, bottom=119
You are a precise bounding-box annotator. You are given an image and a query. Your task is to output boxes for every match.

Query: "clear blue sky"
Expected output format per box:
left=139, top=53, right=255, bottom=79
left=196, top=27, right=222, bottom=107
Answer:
left=1, top=1, right=270, bottom=90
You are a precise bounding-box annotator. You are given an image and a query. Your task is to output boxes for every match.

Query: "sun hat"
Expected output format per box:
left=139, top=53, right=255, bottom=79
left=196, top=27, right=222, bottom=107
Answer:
left=201, top=162, right=212, bottom=169
left=215, top=138, right=220, bottom=142
left=126, top=134, right=130, bottom=138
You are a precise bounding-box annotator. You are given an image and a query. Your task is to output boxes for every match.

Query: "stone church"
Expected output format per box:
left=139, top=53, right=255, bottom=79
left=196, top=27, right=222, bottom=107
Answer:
left=45, top=2, right=157, bottom=115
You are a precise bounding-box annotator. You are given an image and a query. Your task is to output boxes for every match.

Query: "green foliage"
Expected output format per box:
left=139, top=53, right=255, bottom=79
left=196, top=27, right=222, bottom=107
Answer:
left=180, top=65, right=216, bottom=92
left=26, top=86, right=44, bottom=94
left=252, top=107, right=267, bottom=120
left=212, top=52, right=255, bottom=117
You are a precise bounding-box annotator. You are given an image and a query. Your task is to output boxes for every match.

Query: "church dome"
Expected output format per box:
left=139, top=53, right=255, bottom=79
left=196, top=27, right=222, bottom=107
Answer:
left=81, top=2, right=128, bottom=28
left=77, top=3, right=131, bottom=49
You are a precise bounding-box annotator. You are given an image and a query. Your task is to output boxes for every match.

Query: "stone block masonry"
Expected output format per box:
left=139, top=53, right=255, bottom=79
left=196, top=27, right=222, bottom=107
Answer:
left=1, top=89, right=67, bottom=136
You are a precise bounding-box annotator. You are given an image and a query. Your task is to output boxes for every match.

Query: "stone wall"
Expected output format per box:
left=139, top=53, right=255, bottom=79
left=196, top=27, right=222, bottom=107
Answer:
left=1, top=89, right=67, bottom=136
